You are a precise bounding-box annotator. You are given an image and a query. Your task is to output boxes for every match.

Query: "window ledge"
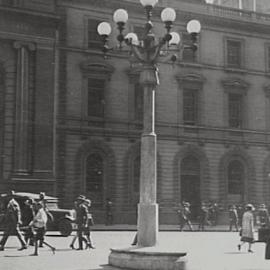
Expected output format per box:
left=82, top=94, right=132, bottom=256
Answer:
left=179, top=62, right=203, bottom=69
left=224, top=67, right=247, bottom=74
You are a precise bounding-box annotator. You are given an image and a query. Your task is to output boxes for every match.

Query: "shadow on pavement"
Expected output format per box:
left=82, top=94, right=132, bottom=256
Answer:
left=4, top=255, right=29, bottom=257
left=53, top=248, right=76, bottom=252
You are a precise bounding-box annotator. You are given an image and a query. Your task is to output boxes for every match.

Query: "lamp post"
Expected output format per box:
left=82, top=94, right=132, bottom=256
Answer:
left=98, top=0, right=200, bottom=248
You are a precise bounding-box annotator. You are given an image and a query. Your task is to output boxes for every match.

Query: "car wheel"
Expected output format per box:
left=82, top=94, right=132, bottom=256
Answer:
left=58, top=219, right=72, bottom=236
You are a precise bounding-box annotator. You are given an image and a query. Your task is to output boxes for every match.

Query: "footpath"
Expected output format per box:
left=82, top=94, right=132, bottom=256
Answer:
left=92, top=224, right=240, bottom=232
left=0, top=230, right=270, bottom=270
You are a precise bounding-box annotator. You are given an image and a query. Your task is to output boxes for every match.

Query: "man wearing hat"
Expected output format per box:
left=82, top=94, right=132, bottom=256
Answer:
left=29, top=201, right=56, bottom=255
left=75, top=195, right=89, bottom=250
left=0, top=190, right=27, bottom=251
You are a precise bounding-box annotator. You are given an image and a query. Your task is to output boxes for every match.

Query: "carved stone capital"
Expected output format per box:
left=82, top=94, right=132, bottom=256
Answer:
left=175, top=73, right=205, bottom=89
left=221, top=77, right=249, bottom=95
left=13, top=41, right=36, bottom=51
left=125, top=66, right=142, bottom=84
left=80, top=58, right=114, bottom=80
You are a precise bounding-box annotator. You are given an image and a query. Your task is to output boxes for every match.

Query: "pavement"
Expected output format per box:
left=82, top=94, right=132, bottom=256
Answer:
left=0, top=227, right=270, bottom=270
left=91, top=224, right=231, bottom=231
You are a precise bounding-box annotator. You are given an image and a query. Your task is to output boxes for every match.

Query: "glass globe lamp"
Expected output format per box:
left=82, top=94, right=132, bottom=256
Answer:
left=161, top=7, right=176, bottom=22
left=125, top=33, right=139, bottom=45
left=169, top=32, right=180, bottom=45
left=97, top=22, right=112, bottom=36
left=186, top=20, right=201, bottom=34
left=113, top=9, right=129, bottom=23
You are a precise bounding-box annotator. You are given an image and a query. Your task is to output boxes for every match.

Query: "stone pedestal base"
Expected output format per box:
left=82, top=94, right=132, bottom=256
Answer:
left=138, top=203, right=158, bottom=247
left=109, top=247, right=187, bottom=270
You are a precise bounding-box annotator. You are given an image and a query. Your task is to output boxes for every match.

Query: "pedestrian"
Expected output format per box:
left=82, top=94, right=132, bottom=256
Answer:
left=37, top=192, right=53, bottom=247
left=75, top=195, right=89, bottom=250
left=38, top=192, right=54, bottom=222
left=29, top=202, right=56, bottom=256
left=208, top=202, right=219, bottom=226
left=229, top=205, right=239, bottom=232
left=84, top=199, right=95, bottom=249
left=177, top=202, right=193, bottom=231
left=70, top=198, right=95, bottom=250
left=237, top=204, right=244, bottom=227
left=105, top=198, right=113, bottom=225
left=70, top=199, right=79, bottom=249
left=238, top=204, right=255, bottom=253
left=257, top=204, right=270, bottom=228
left=23, top=198, right=35, bottom=246
left=0, top=190, right=27, bottom=251
left=198, top=202, right=209, bottom=231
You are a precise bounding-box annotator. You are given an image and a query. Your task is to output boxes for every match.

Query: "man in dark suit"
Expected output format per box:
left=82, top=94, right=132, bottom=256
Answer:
left=75, top=195, right=88, bottom=250
left=0, top=190, right=27, bottom=251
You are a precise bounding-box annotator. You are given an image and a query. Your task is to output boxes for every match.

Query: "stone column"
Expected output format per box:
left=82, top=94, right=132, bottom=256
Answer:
left=13, top=41, right=35, bottom=174
left=137, top=65, right=159, bottom=247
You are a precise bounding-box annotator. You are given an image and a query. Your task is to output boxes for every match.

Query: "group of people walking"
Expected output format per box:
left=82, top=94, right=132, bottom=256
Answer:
left=69, top=195, right=95, bottom=250
left=177, top=201, right=220, bottom=231
left=0, top=190, right=55, bottom=255
left=177, top=200, right=270, bottom=254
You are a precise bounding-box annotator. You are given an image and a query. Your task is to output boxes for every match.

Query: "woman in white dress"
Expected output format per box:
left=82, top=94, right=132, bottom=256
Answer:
left=238, top=204, right=255, bottom=253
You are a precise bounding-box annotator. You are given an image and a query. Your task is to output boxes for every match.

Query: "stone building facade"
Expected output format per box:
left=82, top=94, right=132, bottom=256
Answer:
left=0, top=1, right=58, bottom=194
left=2, top=0, right=270, bottom=225
left=55, top=0, right=270, bottom=224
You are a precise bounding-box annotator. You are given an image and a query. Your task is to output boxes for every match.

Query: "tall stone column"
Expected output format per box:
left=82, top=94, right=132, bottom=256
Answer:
left=13, top=41, right=35, bottom=174
left=137, top=65, right=159, bottom=247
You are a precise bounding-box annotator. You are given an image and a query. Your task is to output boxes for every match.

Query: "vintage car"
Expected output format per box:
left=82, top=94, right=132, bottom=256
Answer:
left=0, top=192, right=75, bottom=236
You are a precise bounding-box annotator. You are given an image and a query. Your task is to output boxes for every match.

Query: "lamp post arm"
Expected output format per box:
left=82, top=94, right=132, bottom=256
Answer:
left=148, top=38, right=166, bottom=63
left=129, top=44, right=145, bottom=63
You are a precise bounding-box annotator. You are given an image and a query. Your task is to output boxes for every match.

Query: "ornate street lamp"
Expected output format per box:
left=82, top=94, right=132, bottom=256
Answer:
left=97, top=0, right=201, bottom=248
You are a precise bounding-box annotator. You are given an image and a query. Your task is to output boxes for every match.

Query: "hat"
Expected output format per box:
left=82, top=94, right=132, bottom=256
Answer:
left=85, top=199, right=91, bottom=206
left=76, top=195, right=86, bottom=201
left=245, top=204, right=254, bottom=211
left=25, top=198, right=34, bottom=205
left=35, top=201, right=43, bottom=207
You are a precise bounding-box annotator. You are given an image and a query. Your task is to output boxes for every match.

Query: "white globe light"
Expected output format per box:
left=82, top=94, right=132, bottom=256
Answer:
left=125, top=32, right=139, bottom=45
left=140, top=0, right=158, bottom=7
left=169, top=32, right=180, bottom=45
left=97, top=22, right=112, bottom=36
left=186, top=19, right=201, bottom=34
left=113, top=9, right=128, bottom=23
left=161, top=7, right=176, bottom=22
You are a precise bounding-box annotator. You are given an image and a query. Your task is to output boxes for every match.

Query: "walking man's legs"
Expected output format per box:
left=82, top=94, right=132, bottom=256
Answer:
left=15, top=226, right=27, bottom=249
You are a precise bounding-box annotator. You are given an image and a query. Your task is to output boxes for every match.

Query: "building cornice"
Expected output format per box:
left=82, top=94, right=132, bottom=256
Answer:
left=0, top=6, right=60, bottom=21
left=59, top=0, right=270, bottom=34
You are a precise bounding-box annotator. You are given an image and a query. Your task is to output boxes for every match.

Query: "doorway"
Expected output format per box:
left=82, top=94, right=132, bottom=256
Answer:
left=180, top=156, right=201, bottom=219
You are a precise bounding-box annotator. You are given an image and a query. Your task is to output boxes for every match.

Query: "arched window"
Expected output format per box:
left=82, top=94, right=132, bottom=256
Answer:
left=86, top=153, right=104, bottom=205
left=228, top=160, right=244, bottom=195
